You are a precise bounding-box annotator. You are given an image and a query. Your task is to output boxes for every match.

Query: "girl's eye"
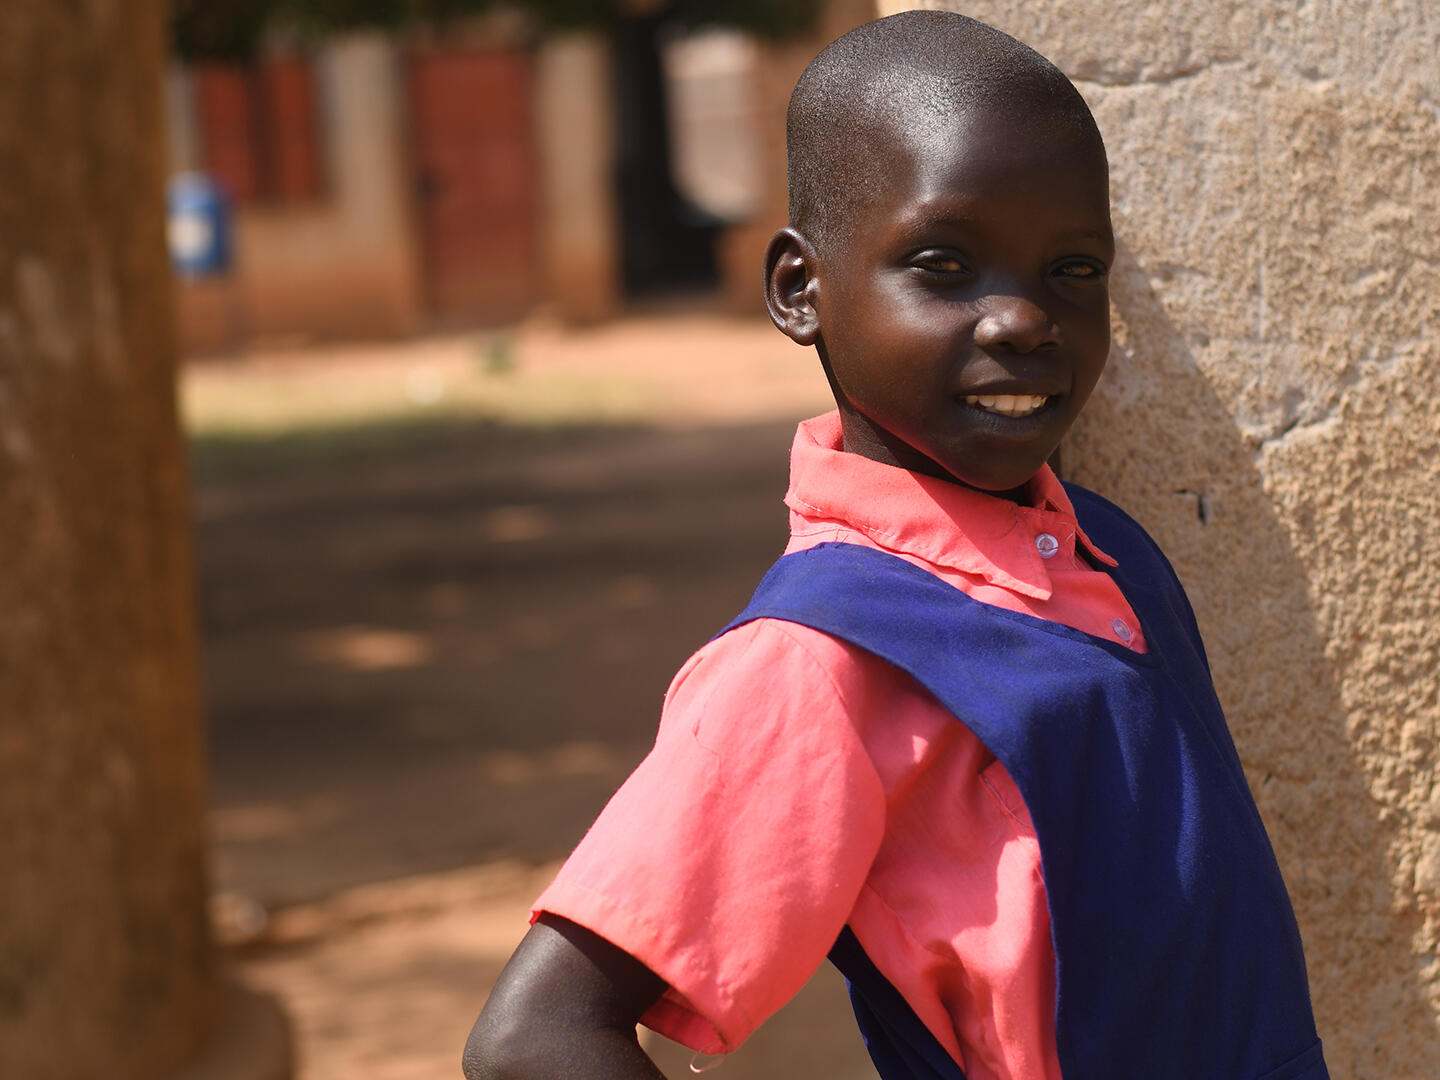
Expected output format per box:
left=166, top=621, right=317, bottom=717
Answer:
left=912, top=253, right=966, bottom=274
left=1054, top=259, right=1108, bottom=280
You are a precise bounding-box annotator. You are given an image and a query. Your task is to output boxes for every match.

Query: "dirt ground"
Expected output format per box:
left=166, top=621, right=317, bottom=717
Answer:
left=187, top=314, right=877, bottom=1080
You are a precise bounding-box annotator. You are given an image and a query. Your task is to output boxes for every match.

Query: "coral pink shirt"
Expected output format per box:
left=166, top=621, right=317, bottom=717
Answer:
left=533, top=413, right=1146, bottom=1080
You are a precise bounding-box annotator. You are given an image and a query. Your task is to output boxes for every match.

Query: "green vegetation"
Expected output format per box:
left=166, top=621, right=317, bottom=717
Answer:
left=179, top=339, right=671, bottom=480
left=188, top=414, right=482, bottom=479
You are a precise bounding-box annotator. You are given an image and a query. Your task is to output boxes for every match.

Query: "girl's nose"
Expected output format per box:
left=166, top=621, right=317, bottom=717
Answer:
left=973, top=296, right=1062, bottom=353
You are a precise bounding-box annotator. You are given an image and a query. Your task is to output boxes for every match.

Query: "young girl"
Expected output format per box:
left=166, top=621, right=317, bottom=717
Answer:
left=464, top=12, right=1328, bottom=1080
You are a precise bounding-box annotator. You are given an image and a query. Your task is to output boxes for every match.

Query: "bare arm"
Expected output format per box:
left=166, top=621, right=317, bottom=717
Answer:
left=462, top=913, right=669, bottom=1080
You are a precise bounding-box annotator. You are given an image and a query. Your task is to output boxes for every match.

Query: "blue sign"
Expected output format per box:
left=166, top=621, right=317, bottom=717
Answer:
left=166, top=172, right=232, bottom=276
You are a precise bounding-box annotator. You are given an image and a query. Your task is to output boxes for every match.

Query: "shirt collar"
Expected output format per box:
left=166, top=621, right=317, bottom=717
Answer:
left=784, top=413, right=1116, bottom=602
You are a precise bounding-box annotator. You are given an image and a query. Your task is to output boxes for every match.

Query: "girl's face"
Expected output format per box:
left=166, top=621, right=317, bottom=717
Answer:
left=810, top=112, right=1114, bottom=497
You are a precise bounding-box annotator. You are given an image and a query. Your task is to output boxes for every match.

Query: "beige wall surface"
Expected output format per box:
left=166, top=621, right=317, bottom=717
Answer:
left=534, top=33, right=622, bottom=323
left=878, top=1, right=1440, bottom=1074
left=237, top=35, right=425, bottom=342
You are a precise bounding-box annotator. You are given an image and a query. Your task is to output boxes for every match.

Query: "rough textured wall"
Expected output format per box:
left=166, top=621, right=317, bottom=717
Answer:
left=878, top=2, right=1440, bottom=1075
left=0, top=1, right=217, bottom=1077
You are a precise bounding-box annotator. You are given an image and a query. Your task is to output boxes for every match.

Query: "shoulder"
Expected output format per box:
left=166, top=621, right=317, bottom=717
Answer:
left=671, top=616, right=916, bottom=718
left=664, top=615, right=938, bottom=752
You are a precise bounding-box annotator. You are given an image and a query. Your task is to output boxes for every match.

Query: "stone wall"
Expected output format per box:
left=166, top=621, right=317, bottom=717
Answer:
left=879, top=2, right=1440, bottom=1074
left=0, top=1, right=217, bottom=1077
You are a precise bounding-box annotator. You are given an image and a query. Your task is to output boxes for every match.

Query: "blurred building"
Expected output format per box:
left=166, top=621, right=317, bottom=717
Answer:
left=166, top=3, right=874, bottom=355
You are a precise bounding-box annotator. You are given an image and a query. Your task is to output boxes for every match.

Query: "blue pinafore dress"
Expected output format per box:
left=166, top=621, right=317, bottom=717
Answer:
left=719, top=485, right=1327, bottom=1080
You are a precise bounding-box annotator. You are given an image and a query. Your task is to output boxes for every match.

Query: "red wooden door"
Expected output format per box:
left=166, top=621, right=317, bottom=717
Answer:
left=408, top=47, right=538, bottom=323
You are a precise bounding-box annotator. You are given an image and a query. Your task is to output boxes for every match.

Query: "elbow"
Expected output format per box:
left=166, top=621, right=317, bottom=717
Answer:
left=462, top=1007, right=539, bottom=1080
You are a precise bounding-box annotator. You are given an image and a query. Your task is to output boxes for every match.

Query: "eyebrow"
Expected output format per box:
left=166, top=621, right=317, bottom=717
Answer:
left=891, top=208, right=1114, bottom=247
left=1061, top=228, right=1116, bottom=247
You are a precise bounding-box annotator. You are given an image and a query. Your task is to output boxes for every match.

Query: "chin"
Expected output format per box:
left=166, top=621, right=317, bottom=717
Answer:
left=935, top=453, right=1048, bottom=492
left=935, top=468, right=1036, bottom=500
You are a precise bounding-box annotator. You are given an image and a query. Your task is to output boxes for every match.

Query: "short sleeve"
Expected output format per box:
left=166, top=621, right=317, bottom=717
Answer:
left=532, top=618, right=887, bottom=1054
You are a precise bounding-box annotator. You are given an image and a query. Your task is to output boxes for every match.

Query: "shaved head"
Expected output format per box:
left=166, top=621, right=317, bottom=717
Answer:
left=787, top=10, right=1105, bottom=255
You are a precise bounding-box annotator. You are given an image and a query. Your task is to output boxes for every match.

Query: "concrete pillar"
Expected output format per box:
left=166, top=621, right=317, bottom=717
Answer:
left=880, top=1, right=1440, bottom=1073
left=165, top=64, right=202, bottom=173
left=713, top=38, right=812, bottom=316
left=0, top=2, right=287, bottom=1078
left=533, top=33, right=622, bottom=323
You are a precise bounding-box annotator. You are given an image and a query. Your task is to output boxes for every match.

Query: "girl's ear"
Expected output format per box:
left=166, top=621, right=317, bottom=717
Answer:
left=764, top=227, right=821, bottom=346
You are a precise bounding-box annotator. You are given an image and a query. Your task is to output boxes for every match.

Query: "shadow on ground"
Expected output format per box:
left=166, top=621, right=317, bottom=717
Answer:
left=198, top=416, right=804, bottom=904
left=195, top=414, right=878, bottom=1080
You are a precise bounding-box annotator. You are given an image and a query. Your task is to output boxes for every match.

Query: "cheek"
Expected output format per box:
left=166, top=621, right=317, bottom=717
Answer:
left=1073, top=308, right=1111, bottom=383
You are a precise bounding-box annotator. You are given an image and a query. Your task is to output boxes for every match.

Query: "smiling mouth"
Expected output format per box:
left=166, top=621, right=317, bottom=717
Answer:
left=963, top=393, right=1049, bottom=418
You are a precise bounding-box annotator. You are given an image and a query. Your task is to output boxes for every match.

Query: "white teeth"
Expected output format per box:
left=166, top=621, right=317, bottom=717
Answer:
left=964, top=393, right=1048, bottom=417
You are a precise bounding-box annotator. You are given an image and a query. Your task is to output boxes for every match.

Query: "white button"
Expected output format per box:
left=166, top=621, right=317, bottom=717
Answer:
left=1035, top=533, right=1059, bottom=559
left=1111, top=618, right=1133, bottom=643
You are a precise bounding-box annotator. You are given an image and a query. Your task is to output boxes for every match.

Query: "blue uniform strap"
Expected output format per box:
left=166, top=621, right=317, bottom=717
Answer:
left=716, top=482, right=1326, bottom=1080
left=828, top=927, right=969, bottom=1080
